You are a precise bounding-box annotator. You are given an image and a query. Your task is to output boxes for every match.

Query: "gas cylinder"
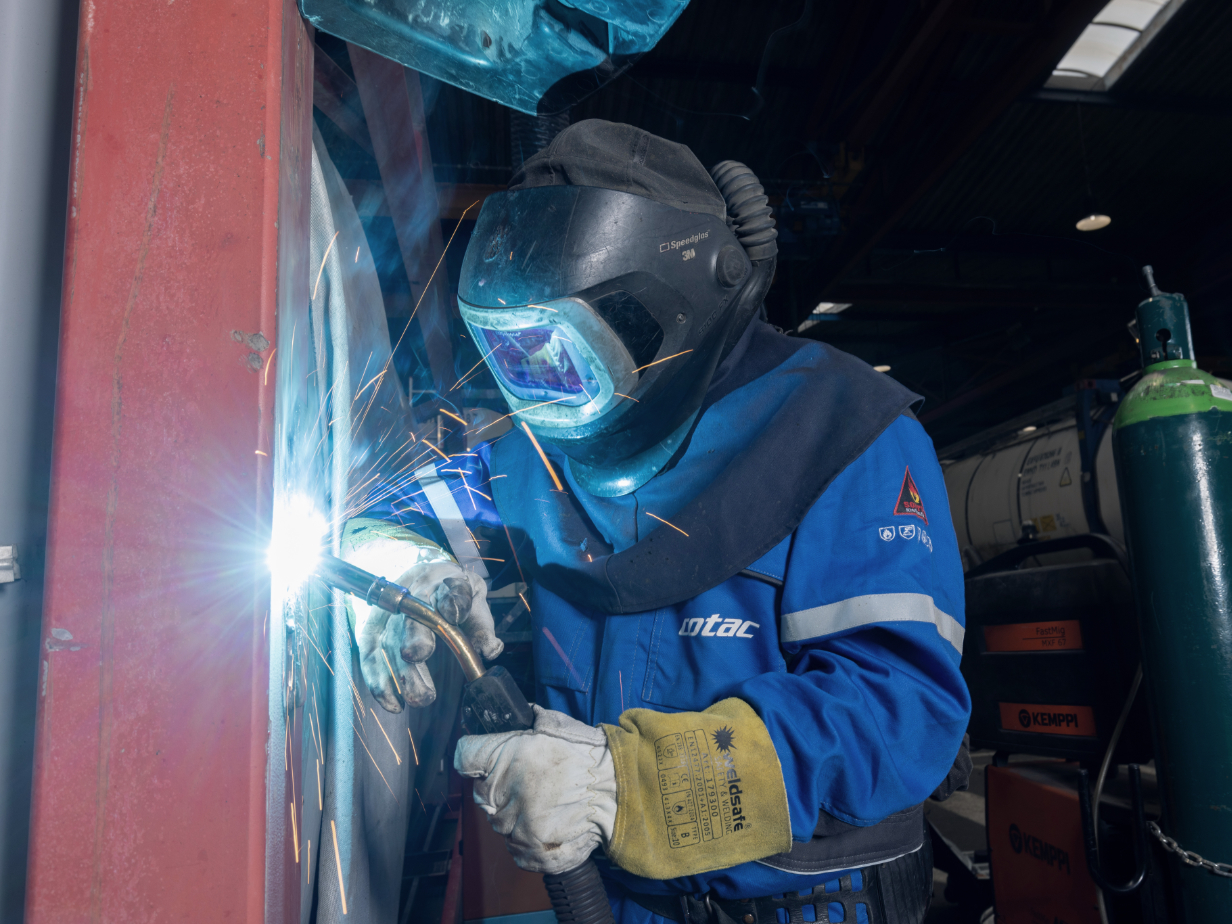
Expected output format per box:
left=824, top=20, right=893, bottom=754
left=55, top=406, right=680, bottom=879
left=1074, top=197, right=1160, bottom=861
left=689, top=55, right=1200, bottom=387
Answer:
left=1112, top=266, right=1232, bottom=920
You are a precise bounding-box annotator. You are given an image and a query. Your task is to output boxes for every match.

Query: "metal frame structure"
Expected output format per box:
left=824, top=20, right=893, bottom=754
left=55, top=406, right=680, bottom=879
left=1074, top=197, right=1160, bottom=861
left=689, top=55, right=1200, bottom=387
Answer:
left=24, top=0, right=313, bottom=919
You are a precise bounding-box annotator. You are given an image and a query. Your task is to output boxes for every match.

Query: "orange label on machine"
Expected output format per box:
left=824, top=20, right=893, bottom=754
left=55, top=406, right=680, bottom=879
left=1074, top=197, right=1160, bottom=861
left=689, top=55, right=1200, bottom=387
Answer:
left=1000, top=703, right=1097, bottom=737
left=984, top=620, right=1084, bottom=652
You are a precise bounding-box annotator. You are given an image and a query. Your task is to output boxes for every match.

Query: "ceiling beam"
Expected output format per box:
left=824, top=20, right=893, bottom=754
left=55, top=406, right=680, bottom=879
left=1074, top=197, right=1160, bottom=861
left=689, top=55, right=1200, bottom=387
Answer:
left=916, top=320, right=1119, bottom=424
left=1025, top=87, right=1232, bottom=116
left=814, top=0, right=1109, bottom=299
left=349, top=46, right=457, bottom=394
left=313, top=47, right=374, bottom=155
left=830, top=283, right=1135, bottom=308
left=845, top=0, right=973, bottom=147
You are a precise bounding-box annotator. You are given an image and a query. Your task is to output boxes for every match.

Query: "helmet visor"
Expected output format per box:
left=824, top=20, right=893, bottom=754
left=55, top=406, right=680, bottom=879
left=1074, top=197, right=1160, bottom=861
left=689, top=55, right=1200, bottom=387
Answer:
left=477, top=325, right=599, bottom=406
left=459, top=296, right=638, bottom=430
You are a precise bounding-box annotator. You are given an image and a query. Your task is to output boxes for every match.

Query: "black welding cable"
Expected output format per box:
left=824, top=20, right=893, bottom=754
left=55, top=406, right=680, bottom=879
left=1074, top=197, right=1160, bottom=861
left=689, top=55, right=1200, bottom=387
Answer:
left=1091, top=663, right=1144, bottom=924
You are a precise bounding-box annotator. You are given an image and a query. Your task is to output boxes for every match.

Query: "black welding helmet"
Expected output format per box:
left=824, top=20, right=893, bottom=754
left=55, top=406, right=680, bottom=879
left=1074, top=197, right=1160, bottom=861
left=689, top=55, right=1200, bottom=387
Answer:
left=458, top=120, right=777, bottom=496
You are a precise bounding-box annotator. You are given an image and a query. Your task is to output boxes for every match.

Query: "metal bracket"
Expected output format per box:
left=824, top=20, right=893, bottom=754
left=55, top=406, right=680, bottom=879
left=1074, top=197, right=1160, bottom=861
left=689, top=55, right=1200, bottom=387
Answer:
left=0, top=545, right=20, bottom=583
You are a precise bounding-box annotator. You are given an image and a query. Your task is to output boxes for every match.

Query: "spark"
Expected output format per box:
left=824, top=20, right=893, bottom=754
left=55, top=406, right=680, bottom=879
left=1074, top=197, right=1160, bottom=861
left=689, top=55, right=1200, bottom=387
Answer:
left=421, top=438, right=450, bottom=461
left=331, top=820, right=348, bottom=915
left=408, top=200, right=480, bottom=324
left=313, top=230, right=340, bottom=301
left=542, top=626, right=585, bottom=688
left=263, top=347, right=277, bottom=385
left=380, top=649, right=403, bottom=697
left=450, top=344, right=497, bottom=391
left=518, top=591, right=531, bottom=612
left=528, top=303, right=559, bottom=312
left=497, top=297, right=506, bottom=304
left=255, top=450, right=269, bottom=457
left=408, top=728, right=420, bottom=765
left=316, top=758, right=323, bottom=810
left=313, top=684, right=323, bottom=754
left=353, top=718, right=397, bottom=799
left=473, top=398, right=569, bottom=434
left=619, top=670, right=625, bottom=713
left=439, top=408, right=467, bottom=426
left=505, top=524, right=526, bottom=584
left=291, top=802, right=300, bottom=863
left=631, top=349, right=693, bottom=374
left=354, top=246, right=360, bottom=262
left=615, top=393, right=639, bottom=402
left=370, top=707, right=402, bottom=766
left=307, top=839, right=311, bottom=884
left=522, top=422, right=564, bottom=492
left=304, top=632, right=334, bottom=675
left=646, top=512, right=689, bottom=536
left=478, top=557, right=505, bottom=562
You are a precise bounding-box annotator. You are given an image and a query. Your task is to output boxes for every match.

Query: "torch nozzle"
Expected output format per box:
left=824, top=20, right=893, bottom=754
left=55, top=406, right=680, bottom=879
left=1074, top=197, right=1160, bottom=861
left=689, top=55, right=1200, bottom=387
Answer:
left=314, top=553, right=486, bottom=682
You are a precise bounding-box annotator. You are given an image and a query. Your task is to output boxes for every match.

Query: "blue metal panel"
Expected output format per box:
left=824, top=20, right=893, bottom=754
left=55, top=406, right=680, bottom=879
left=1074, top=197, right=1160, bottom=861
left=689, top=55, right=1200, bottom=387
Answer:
left=299, top=0, right=689, bottom=114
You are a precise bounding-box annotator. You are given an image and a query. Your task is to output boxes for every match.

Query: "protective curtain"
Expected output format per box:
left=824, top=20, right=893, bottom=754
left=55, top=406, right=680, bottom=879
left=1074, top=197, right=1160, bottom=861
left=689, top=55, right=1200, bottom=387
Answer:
left=271, top=123, right=464, bottom=924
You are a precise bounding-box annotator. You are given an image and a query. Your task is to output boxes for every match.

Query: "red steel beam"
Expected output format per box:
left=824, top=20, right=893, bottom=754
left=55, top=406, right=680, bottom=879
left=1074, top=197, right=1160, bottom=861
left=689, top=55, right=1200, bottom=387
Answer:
left=25, top=0, right=312, bottom=921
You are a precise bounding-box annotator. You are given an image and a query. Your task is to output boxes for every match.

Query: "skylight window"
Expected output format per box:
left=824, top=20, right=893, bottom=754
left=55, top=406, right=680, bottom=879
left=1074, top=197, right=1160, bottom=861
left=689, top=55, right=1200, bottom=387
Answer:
left=1046, top=0, right=1187, bottom=91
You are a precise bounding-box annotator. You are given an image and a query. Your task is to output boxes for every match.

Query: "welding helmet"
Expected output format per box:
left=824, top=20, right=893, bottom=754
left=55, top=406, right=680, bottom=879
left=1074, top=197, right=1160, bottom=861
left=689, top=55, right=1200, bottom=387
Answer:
left=459, top=120, right=777, bottom=496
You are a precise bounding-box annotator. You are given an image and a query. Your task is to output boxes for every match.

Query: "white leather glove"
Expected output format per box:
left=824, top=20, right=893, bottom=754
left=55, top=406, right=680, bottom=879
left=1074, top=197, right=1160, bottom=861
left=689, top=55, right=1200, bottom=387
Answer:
left=454, top=705, right=616, bottom=874
left=341, top=518, right=502, bottom=711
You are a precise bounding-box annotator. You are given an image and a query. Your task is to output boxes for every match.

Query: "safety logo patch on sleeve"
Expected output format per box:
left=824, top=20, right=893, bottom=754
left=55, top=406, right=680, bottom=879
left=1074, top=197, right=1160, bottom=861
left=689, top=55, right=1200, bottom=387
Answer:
left=893, top=466, right=928, bottom=524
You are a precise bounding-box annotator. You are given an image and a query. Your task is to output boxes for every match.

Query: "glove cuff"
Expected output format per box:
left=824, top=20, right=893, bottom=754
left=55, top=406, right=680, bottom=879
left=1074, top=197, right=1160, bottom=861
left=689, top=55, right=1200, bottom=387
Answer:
left=602, top=697, right=792, bottom=880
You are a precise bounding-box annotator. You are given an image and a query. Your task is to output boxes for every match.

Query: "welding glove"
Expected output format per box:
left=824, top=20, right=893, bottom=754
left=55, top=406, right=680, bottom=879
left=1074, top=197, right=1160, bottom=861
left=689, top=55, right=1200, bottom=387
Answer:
left=455, top=698, right=793, bottom=880
left=341, top=518, right=502, bottom=712
left=455, top=705, right=618, bottom=874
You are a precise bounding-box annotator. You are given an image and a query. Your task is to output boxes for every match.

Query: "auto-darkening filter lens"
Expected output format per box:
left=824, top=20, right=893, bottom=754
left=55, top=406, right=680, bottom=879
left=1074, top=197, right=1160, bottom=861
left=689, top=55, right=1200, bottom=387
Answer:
left=479, top=325, right=599, bottom=405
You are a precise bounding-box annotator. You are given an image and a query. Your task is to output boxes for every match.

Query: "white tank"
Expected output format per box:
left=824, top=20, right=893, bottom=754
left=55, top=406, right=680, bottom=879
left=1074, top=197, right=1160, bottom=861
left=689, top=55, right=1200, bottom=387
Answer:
left=944, top=421, right=1124, bottom=567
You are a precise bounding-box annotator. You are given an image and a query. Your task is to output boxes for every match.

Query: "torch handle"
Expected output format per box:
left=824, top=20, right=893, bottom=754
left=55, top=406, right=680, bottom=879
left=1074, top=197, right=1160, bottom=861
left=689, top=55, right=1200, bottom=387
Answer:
left=314, top=554, right=614, bottom=924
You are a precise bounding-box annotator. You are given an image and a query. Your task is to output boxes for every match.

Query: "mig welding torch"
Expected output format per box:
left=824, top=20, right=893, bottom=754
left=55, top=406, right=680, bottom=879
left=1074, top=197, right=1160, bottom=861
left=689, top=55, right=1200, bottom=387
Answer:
left=313, top=552, right=614, bottom=924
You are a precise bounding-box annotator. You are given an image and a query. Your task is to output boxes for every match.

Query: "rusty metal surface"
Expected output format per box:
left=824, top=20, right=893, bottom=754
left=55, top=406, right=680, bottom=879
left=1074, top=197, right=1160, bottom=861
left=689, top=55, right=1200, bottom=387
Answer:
left=24, top=0, right=311, bottom=920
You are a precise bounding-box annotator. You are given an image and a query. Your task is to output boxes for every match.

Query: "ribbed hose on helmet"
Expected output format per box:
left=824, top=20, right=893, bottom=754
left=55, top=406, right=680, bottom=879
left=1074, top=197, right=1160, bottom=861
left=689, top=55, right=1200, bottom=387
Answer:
left=542, top=861, right=615, bottom=924
left=709, top=160, right=778, bottom=261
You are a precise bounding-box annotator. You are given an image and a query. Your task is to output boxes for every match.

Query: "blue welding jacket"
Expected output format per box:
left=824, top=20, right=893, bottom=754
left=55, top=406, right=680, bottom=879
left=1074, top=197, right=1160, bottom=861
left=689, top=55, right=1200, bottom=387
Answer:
left=363, top=322, right=970, bottom=899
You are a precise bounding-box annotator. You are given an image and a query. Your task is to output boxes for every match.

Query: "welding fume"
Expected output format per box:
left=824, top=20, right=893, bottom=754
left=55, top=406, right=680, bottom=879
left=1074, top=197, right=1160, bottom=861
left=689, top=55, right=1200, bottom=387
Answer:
left=279, top=119, right=973, bottom=924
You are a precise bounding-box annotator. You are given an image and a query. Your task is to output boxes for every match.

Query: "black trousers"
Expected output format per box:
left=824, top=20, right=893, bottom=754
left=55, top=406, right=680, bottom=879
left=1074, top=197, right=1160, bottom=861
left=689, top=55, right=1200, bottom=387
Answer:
left=628, top=834, right=934, bottom=924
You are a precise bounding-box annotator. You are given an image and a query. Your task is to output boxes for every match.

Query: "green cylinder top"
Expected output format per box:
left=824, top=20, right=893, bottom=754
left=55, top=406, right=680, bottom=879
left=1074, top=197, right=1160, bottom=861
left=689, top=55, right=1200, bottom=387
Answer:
left=1115, top=266, right=1232, bottom=429
left=1134, top=265, right=1195, bottom=367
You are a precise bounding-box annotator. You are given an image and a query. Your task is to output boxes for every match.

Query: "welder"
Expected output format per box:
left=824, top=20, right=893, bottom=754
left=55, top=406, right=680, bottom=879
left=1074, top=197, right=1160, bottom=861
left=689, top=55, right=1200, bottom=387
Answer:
left=344, top=120, right=970, bottom=923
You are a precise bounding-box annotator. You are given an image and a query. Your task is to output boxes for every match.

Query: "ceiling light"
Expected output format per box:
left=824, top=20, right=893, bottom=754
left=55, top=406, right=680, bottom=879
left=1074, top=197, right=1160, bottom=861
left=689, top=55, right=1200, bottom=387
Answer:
left=1076, top=213, right=1112, bottom=231
left=1019, top=425, right=1038, bottom=434
left=873, top=365, right=891, bottom=373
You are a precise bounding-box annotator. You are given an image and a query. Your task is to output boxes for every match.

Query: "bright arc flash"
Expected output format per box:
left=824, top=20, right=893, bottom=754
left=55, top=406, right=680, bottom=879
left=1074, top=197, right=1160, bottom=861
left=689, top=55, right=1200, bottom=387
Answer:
left=270, top=493, right=328, bottom=593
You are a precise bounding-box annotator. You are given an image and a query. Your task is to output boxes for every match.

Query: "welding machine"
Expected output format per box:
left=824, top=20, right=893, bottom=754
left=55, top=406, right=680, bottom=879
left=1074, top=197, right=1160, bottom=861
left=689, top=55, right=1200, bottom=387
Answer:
left=957, top=534, right=1169, bottom=924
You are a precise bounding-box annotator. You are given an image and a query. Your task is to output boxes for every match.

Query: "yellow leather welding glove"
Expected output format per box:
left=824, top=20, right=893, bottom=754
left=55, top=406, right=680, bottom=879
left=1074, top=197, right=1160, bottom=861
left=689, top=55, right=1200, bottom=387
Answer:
left=602, top=697, right=792, bottom=880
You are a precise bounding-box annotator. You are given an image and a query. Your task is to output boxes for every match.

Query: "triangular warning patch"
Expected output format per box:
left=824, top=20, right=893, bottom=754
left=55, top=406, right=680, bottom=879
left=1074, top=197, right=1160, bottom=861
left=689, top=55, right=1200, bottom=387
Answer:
left=1059, top=467, right=1073, bottom=487
left=893, top=466, right=928, bottom=524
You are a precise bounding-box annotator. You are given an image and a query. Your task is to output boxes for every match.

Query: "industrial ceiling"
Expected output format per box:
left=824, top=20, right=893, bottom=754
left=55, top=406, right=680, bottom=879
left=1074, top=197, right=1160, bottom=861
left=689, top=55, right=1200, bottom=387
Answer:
left=312, top=0, right=1232, bottom=450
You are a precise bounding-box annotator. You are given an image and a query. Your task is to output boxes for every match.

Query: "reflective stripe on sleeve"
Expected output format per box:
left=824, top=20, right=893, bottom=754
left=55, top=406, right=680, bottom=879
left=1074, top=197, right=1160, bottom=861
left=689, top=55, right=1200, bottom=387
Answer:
left=414, top=463, right=490, bottom=580
left=781, top=593, right=964, bottom=653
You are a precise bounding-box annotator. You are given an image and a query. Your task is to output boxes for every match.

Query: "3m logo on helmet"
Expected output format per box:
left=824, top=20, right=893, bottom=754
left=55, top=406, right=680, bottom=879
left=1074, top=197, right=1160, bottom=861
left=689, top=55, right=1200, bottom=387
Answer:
left=679, top=615, right=759, bottom=638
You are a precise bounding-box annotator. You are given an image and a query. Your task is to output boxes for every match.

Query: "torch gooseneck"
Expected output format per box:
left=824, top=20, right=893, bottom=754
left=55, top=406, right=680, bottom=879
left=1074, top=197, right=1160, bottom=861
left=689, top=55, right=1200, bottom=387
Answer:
left=315, top=553, right=485, bottom=682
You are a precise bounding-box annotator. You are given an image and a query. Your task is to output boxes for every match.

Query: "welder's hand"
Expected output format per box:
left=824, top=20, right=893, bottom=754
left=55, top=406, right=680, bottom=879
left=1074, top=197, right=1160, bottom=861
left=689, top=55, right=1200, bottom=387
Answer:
left=341, top=520, right=502, bottom=712
left=454, top=706, right=616, bottom=874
